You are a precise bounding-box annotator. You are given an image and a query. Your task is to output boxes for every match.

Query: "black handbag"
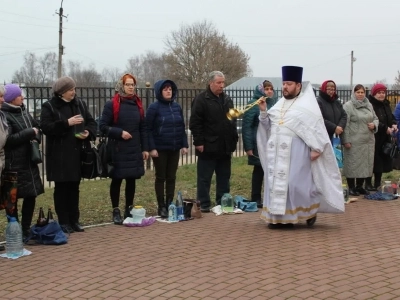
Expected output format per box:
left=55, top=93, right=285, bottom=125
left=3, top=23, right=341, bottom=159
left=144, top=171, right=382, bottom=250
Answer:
left=8, top=113, right=43, bottom=164
left=30, top=140, right=43, bottom=164
left=382, top=138, right=399, bottom=158
left=81, top=140, right=103, bottom=179
left=97, top=135, right=114, bottom=177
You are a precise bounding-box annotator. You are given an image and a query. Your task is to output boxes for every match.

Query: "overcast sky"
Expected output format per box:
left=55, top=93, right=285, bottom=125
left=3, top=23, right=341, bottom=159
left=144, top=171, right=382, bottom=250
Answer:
left=1, top=0, right=399, bottom=86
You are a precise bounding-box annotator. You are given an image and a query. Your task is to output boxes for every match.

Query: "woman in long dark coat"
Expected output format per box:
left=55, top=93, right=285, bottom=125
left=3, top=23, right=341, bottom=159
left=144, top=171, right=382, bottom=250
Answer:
left=99, top=73, right=149, bottom=225
left=40, top=77, right=97, bottom=234
left=242, top=80, right=277, bottom=208
left=2, top=84, right=44, bottom=239
left=366, top=83, right=397, bottom=190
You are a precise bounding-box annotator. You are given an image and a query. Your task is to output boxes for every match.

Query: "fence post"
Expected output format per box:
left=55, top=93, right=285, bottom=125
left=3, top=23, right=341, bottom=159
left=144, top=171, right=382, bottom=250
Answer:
left=145, top=82, right=151, bottom=170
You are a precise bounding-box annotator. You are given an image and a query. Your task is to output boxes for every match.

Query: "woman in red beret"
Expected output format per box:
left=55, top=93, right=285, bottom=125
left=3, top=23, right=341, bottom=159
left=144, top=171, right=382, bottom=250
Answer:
left=366, top=83, right=397, bottom=190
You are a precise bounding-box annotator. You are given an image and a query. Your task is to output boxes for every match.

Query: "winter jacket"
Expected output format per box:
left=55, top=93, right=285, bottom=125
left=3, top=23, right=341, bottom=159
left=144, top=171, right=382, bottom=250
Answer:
left=0, top=112, right=8, bottom=172
left=2, top=103, right=44, bottom=198
left=316, top=91, right=347, bottom=139
left=99, top=96, right=149, bottom=179
left=146, top=80, right=188, bottom=151
left=189, top=86, right=238, bottom=159
left=242, top=84, right=277, bottom=166
left=369, top=95, right=396, bottom=173
left=342, top=98, right=379, bottom=178
left=40, top=96, right=97, bottom=182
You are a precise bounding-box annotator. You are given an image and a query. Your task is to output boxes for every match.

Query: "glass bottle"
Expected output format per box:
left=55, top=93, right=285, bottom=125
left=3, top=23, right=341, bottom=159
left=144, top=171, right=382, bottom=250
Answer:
left=46, top=208, right=55, bottom=224
left=382, top=181, right=393, bottom=194
left=221, top=193, right=234, bottom=212
left=36, top=207, right=47, bottom=227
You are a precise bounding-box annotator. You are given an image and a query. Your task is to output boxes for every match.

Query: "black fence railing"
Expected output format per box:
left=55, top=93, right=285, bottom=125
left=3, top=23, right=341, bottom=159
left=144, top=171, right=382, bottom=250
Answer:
left=19, top=86, right=400, bottom=186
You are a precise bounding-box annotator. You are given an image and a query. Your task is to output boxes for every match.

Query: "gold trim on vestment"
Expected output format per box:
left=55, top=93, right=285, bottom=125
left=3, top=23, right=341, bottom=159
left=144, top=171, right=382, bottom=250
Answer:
left=260, top=212, right=317, bottom=223
left=262, top=203, right=320, bottom=215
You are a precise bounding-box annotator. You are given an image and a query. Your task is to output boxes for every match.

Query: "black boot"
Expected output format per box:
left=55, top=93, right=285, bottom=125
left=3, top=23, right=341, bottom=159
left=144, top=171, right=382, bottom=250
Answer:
left=157, top=196, right=168, bottom=218
left=365, top=177, right=377, bottom=191
left=124, top=206, right=133, bottom=219
left=349, top=187, right=360, bottom=196
left=356, top=186, right=369, bottom=195
left=112, top=207, right=123, bottom=225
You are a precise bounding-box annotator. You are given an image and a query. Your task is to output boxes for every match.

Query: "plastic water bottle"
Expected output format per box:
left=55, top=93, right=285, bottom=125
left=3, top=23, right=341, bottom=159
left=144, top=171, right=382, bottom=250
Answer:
left=176, top=191, right=185, bottom=221
left=6, top=216, right=24, bottom=258
left=131, top=206, right=146, bottom=224
left=168, top=201, right=177, bottom=222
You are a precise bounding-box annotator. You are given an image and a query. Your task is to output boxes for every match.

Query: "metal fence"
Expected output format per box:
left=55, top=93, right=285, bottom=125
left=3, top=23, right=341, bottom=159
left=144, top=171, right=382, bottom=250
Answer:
left=20, top=86, right=400, bottom=185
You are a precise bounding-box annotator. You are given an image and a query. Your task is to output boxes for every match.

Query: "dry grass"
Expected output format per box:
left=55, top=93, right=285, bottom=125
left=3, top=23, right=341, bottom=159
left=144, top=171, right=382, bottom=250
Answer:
left=1, top=156, right=399, bottom=241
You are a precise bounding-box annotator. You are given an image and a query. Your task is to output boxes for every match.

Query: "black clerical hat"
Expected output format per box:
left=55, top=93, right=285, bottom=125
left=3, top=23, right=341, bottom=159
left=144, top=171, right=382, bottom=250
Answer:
left=282, top=66, right=303, bottom=83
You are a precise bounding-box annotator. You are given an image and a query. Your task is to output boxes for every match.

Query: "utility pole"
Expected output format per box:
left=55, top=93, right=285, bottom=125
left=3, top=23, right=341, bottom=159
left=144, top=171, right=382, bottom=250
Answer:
left=350, top=50, right=356, bottom=88
left=56, top=0, right=67, bottom=78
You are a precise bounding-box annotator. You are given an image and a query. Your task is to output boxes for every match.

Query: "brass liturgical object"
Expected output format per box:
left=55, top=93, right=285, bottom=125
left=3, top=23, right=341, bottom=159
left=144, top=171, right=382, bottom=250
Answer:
left=226, top=97, right=266, bottom=120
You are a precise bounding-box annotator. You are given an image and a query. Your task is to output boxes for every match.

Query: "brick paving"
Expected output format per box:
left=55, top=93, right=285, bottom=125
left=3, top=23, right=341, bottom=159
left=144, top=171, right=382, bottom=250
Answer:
left=0, top=197, right=399, bottom=300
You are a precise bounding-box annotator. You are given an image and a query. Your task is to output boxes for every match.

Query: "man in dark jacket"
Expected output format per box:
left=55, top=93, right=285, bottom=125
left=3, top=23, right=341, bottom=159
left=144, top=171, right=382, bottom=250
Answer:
left=189, top=71, right=238, bottom=212
left=317, top=80, right=347, bottom=141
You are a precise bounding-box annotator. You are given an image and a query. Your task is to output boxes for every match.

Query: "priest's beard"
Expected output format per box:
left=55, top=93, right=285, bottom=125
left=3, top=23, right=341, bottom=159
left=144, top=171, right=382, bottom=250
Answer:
left=283, top=90, right=301, bottom=99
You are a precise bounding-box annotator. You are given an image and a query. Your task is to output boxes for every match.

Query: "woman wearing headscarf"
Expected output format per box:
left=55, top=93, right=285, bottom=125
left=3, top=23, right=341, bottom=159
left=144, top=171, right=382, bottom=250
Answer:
left=316, top=80, right=347, bottom=141
left=242, top=80, right=277, bottom=208
left=40, top=76, right=97, bottom=233
left=365, top=83, right=397, bottom=191
left=1, top=84, right=44, bottom=239
left=146, top=79, right=188, bottom=218
left=0, top=85, right=8, bottom=251
left=342, top=84, right=379, bottom=196
left=99, top=73, right=149, bottom=225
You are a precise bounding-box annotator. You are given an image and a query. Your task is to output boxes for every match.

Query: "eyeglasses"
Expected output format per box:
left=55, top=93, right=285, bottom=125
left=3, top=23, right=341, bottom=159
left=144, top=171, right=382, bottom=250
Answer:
left=124, top=83, right=135, bottom=87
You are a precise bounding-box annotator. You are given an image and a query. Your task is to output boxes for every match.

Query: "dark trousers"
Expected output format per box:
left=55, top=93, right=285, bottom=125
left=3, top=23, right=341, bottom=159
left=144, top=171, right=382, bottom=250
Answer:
left=346, top=178, right=366, bottom=188
left=110, top=178, right=136, bottom=210
left=251, top=165, right=264, bottom=203
left=366, top=173, right=382, bottom=188
left=152, top=150, right=180, bottom=206
left=9, top=196, right=36, bottom=231
left=54, top=181, right=80, bottom=225
left=197, top=155, right=231, bottom=208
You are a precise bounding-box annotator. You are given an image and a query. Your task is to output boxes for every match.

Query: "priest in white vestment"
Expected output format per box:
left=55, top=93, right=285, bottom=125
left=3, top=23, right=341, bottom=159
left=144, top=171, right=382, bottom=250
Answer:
left=256, top=66, right=344, bottom=229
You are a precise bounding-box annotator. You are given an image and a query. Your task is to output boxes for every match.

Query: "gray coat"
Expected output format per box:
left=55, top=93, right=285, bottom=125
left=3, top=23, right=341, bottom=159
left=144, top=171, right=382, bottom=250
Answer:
left=342, top=97, right=379, bottom=178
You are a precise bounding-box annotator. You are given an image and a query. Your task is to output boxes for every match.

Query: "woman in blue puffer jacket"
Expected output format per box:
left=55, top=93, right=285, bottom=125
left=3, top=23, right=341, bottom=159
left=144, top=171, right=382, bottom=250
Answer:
left=146, top=80, right=188, bottom=218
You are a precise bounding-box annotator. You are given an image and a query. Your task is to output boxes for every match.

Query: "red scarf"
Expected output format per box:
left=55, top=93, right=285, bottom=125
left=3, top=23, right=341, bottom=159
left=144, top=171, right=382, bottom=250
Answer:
left=112, top=93, right=144, bottom=124
left=320, top=80, right=337, bottom=100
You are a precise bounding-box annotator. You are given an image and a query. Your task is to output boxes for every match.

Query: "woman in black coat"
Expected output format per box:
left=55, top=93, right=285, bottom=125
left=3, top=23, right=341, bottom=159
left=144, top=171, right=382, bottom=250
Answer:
left=2, top=84, right=44, bottom=238
left=366, top=83, right=397, bottom=190
left=316, top=80, right=347, bottom=142
left=40, top=77, right=97, bottom=234
left=99, top=73, right=149, bottom=225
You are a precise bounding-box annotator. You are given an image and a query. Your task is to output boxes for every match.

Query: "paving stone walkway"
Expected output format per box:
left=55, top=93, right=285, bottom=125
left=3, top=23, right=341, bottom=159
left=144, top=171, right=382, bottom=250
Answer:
left=0, top=197, right=399, bottom=300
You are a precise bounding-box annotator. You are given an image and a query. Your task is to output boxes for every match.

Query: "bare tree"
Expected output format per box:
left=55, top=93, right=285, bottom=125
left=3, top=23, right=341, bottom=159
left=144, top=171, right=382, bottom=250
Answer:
left=126, top=56, right=144, bottom=83
left=163, top=20, right=251, bottom=88
left=393, top=71, right=400, bottom=90
left=101, top=67, right=122, bottom=86
left=12, top=51, right=58, bottom=87
left=125, top=51, right=167, bottom=86
left=67, top=61, right=102, bottom=87
left=38, top=52, right=58, bottom=85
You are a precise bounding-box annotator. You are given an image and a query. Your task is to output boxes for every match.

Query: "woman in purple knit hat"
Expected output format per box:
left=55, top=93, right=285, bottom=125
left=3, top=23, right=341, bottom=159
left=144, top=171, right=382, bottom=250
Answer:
left=1, top=84, right=44, bottom=240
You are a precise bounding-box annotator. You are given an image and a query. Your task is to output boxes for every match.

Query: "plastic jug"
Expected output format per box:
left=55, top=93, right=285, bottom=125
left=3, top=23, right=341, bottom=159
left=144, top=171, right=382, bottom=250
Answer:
left=221, top=193, right=234, bottom=212
left=131, top=206, right=146, bottom=223
left=382, top=181, right=393, bottom=194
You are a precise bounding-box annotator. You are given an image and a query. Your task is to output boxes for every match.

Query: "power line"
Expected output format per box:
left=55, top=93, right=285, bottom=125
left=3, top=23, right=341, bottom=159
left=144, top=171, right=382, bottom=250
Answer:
left=1, top=9, right=400, bottom=40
